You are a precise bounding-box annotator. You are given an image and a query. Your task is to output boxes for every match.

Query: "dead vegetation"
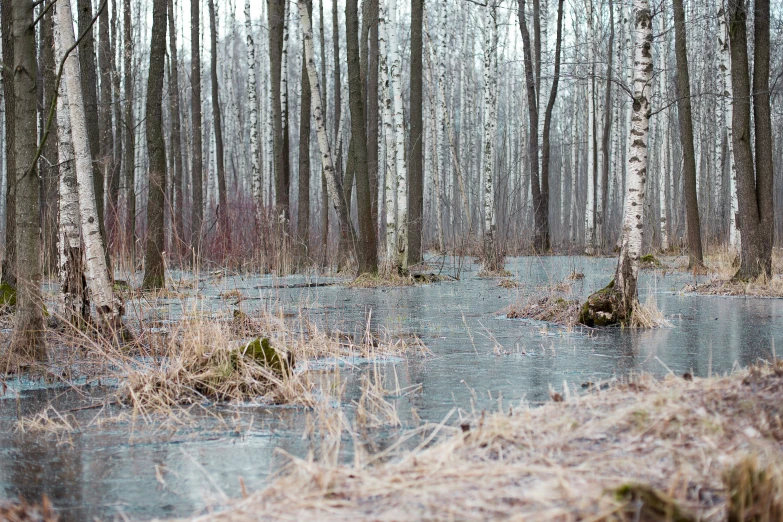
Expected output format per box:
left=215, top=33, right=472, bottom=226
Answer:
left=506, top=291, right=580, bottom=326
left=685, top=274, right=783, bottom=298
left=200, top=365, right=783, bottom=521
left=347, top=271, right=455, bottom=288
left=0, top=496, right=58, bottom=522
left=120, top=308, right=429, bottom=415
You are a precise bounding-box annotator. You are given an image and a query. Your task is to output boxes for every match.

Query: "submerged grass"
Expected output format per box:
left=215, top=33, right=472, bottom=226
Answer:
left=200, top=365, right=783, bottom=521
left=686, top=274, right=783, bottom=298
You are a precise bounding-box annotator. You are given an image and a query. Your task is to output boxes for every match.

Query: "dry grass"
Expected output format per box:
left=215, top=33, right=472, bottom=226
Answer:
left=630, top=293, right=673, bottom=329
left=686, top=274, right=783, bottom=298
left=477, top=267, right=513, bottom=278
left=506, top=293, right=580, bottom=326
left=0, top=496, right=58, bottom=522
left=497, top=278, right=520, bottom=289
left=120, top=308, right=429, bottom=416
left=15, top=406, right=78, bottom=435
left=197, top=365, right=783, bottom=521
left=348, top=272, right=416, bottom=288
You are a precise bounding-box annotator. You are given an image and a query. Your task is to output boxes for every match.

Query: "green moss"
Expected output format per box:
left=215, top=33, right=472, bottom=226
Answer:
left=640, top=254, right=663, bottom=267
left=578, top=280, right=618, bottom=327
left=0, top=282, right=16, bottom=307
left=236, top=337, right=294, bottom=378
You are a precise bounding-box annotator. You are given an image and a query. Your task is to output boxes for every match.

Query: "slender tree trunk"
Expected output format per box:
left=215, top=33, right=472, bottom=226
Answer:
left=55, top=0, right=124, bottom=334
left=246, top=0, right=263, bottom=234
left=2, top=0, right=17, bottom=288
left=77, top=0, right=107, bottom=251
left=379, top=0, right=397, bottom=268
left=318, top=0, right=329, bottom=265
left=408, top=0, right=424, bottom=263
left=98, top=0, right=113, bottom=248
left=297, top=0, right=312, bottom=264
left=190, top=0, right=203, bottom=258
left=109, top=0, right=122, bottom=256
left=584, top=0, right=596, bottom=254
left=599, top=0, right=614, bottom=252
left=719, top=6, right=739, bottom=248
left=296, top=0, right=355, bottom=259
left=481, top=1, right=501, bottom=272
left=54, top=17, right=90, bottom=328
left=366, top=0, right=380, bottom=238
left=388, top=0, right=407, bottom=271
left=142, top=0, right=168, bottom=289
left=9, top=0, right=45, bottom=360
left=167, top=0, right=184, bottom=255
left=208, top=0, right=229, bottom=251
left=672, top=0, right=704, bottom=269
left=346, top=0, right=377, bottom=274
left=40, top=7, right=59, bottom=274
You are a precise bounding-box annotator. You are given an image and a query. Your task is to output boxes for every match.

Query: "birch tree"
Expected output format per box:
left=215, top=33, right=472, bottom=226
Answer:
left=55, top=0, right=125, bottom=333
left=246, top=0, right=263, bottom=232
left=388, top=0, right=408, bottom=272
left=580, top=0, right=652, bottom=325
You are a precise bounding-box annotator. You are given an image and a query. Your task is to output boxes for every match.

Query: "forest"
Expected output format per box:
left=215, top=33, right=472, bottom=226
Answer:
left=1, top=0, right=783, bottom=520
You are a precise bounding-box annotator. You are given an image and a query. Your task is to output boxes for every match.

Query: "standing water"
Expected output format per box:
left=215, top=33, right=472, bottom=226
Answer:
left=1, top=256, right=780, bottom=520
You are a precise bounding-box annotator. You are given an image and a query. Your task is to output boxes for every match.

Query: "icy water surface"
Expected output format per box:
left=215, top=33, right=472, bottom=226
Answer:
left=2, top=256, right=781, bottom=521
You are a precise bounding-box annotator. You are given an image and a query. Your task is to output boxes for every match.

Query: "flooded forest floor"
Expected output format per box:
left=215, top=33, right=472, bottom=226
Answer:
left=1, top=254, right=783, bottom=521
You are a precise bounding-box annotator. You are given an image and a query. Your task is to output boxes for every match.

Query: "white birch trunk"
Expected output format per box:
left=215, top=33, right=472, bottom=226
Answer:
left=55, top=0, right=123, bottom=327
left=584, top=0, right=596, bottom=254
left=482, top=1, right=499, bottom=268
left=55, top=48, right=87, bottom=324
left=657, top=11, right=669, bottom=251
left=296, top=0, right=352, bottom=245
left=615, top=0, right=652, bottom=317
left=388, top=0, right=408, bottom=270
left=246, top=0, right=263, bottom=230
left=378, top=0, right=397, bottom=268
left=719, top=5, right=739, bottom=248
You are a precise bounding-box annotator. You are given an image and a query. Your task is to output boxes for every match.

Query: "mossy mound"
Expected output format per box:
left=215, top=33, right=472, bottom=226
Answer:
left=237, top=337, right=295, bottom=378
left=578, top=280, right=621, bottom=327
left=0, top=282, right=16, bottom=309
left=640, top=254, right=664, bottom=269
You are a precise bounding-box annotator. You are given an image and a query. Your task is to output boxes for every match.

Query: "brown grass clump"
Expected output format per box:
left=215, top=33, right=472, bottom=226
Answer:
left=497, top=278, right=520, bottom=289
left=120, top=309, right=429, bottom=415
left=0, top=496, right=58, bottom=522
left=348, top=272, right=416, bottom=288
left=200, top=366, right=783, bottom=521
left=507, top=293, right=580, bottom=326
left=724, top=455, right=783, bottom=522
left=685, top=274, right=783, bottom=298
left=15, top=406, right=78, bottom=435
left=477, top=267, right=513, bottom=278
left=630, top=294, right=673, bottom=329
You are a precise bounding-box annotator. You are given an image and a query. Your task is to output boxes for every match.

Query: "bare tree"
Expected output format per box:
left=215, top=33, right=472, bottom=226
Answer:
left=168, top=0, right=184, bottom=252
left=1, top=0, right=16, bottom=289
left=727, top=0, right=774, bottom=279
left=408, top=0, right=424, bottom=264
left=9, top=0, right=45, bottom=361
left=297, top=0, right=313, bottom=263
left=190, top=0, right=204, bottom=258
left=672, top=0, right=704, bottom=269
left=143, top=0, right=168, bottom=289
left=208, top=0, right=229, bottom=249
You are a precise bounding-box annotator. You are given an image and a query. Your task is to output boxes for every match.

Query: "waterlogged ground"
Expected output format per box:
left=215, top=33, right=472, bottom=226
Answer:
left=2, top=255, right=782, bottom=521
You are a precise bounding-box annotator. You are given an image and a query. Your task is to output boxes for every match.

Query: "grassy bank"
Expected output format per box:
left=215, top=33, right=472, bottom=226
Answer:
left=192, top=365, right=783, bottom=521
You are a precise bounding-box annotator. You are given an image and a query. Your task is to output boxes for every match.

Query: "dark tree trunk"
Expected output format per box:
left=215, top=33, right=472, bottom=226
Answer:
left=41, top=6, right=59, bottom=273
left=269, top=0, right=286, bottom=229
left=10, top=0, right=45, bottom=360
left=726, top=0, right=773, bottom=279
left=167, top=0, right=184, bottom=256
left=538, top=0, right=564, bottom=254
left=408, top=0, right=424, bottom=263
left=297, top=0, right=312, bottom=264
left=346, top=0, right=377, bottom=274
left=77, top=0, right=107, bottom=250
left=672, top=0, right=704, bottom=269
left=109, top=0, right=122, bottom=254
left=123, top=0, right=136, bottom=263
left=142, top=0, right=168, bottom=289
left=362, top=0, right=379, bottom=233
left=207, top=0, right=229, bottom=251
left=2, top=1, right=17, bottom=288
left=98, top=0, right=114, bottom=255
left=190, top=0, right=203, bottom=258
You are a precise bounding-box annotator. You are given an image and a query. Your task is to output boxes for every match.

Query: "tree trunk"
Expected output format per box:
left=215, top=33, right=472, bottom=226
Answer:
left=40, top=7, right=59, bottom=274
left=9, top=0, right=45, bottom=361
left=584, top=0, right=596, bottom=254
left=167, top=0, right=184, bottom=255
left=346, top=0, right=378, bottom=274
left=123, top=0, right=136, bottom=263
left=295, top=0, right=355, bottom=261
left=208, top=0, right=229, bottom=251
left=1, top=0, right=17, bottom=288
left=98, top=0, right=113, bottom=255
left=580, top=0, right=651, bottom=326
left=55, top=0, right=125, bottom=334
left=246, top=0, right=263, bottom=234
left=719, top=6, right=739, bottom=249
left=142, top=0, right=168, bottom=289
left=190, top=0, right=203, bottom=258
left=388, top=0, right=407, bottom=272
left=54, top=16, right=90, bottom=328
left=481, top=1, right=502, bottom=273
left=318, top=0, right=329, bottom=265
left=407, top=0, right=424, bottom=264
left=672, top=0, right=704, bottom=269
left=599, top=0, right=614, bottom=253
left=297, top=0, right=312, bottom=264
left=76, top=0, right=107, bottom=252
left=726, top=0, right=773, bottom=280
left=366, top=0, right=380, bottom=240
left=379, top=0, right=397, bottom=268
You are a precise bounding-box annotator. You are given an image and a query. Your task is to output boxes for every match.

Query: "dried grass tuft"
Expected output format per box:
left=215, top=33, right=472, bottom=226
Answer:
left=497, top=278, right=520, bottom=289
left=202, top=366, right=783, bottom=521
left=630, top=293, right=673, bottom=328
left=0, top=496, right=58, bottom=522
left=724, top=454, right=783, bottom=522
left=686, top=274, right=783, bottom=298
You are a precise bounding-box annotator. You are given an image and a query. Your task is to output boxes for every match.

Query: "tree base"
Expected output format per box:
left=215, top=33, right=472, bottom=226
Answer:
left=578, top=280, right=625, bottom=327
